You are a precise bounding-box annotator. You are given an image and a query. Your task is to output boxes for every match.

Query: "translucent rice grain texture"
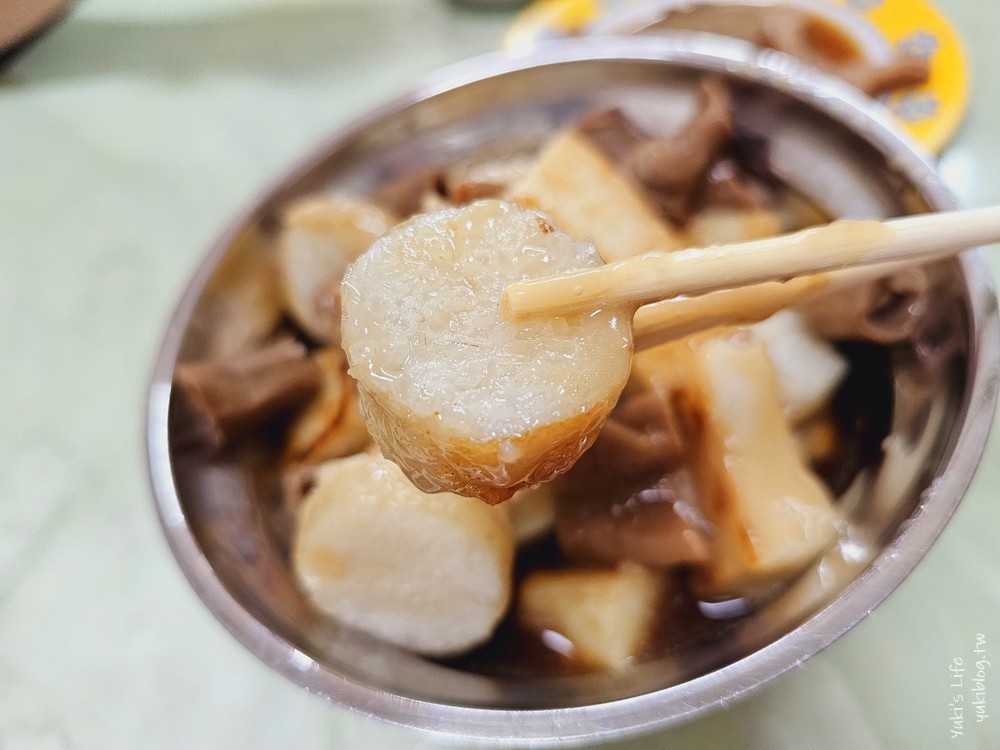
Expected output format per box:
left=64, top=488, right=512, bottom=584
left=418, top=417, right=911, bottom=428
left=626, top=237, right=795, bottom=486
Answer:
left=341, top=200, right=633, bottom=503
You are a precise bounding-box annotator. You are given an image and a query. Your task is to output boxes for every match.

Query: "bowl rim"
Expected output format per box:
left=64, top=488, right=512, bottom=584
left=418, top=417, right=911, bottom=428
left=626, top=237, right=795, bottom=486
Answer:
left=145, top=35, right=999, bottom=746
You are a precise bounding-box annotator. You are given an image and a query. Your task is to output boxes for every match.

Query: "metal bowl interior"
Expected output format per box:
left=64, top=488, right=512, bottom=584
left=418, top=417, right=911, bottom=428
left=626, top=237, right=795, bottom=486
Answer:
left=146, top=37, right=999, bottom=745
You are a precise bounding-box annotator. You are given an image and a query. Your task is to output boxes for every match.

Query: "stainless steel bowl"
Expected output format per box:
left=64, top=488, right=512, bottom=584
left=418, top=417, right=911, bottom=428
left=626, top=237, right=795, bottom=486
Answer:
left=146, top=36, right=999, bottom=745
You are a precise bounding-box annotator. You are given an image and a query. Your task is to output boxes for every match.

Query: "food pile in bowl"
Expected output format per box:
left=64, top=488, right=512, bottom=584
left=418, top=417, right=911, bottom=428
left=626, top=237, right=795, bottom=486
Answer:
left=615, top=2, right=930, bottom=98
left=167, top=74, right=964, bottom=679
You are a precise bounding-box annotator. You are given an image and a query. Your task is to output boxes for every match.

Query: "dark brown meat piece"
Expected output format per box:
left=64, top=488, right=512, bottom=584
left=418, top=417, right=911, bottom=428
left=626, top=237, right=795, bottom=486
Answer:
left=554, top=388, right=709, bottom=568
left=445, top=180, right=503, bottom=204
left=372, top=167, right=505, bottom=215
left=574, top=80, right=735, bottom=224
left=800, top=268, right=929, bottom=344
left=580, top=389, right=685, bottom=480
left=371, top=167, right=445, bottom=218
left=556, top=469, right=710, bottom=568
left=625, top=78, right=733, bottom=223
left=702, top=158, right=773, bottom=211
left=170, top=338, right=322, bottom=454
left=576, top=107, right=647, bottom=163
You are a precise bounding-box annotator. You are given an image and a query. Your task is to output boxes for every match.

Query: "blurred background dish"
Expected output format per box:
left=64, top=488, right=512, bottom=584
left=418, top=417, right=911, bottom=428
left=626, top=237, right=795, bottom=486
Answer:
left=505, top=0, right=968, bottom=153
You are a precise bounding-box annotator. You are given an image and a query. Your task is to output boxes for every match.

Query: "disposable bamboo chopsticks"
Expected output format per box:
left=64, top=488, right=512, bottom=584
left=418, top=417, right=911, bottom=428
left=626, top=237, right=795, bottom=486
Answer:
left=502, top=207, right=1000, bottom=330
left=629, top=261, right=909, bottom=351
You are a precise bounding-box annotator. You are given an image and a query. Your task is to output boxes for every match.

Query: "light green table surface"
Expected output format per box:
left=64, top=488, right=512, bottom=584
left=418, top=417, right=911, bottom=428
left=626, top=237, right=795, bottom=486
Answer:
left=0, top=1, right=997, bottom=748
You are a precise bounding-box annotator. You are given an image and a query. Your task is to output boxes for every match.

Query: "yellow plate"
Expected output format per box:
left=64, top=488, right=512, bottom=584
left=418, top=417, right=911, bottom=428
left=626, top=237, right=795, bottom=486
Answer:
left=504, top=0, right=968, bottom=154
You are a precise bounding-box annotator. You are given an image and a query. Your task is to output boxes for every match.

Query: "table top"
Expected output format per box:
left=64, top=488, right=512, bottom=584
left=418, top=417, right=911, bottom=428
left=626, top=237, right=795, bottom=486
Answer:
left=0, top=1, right=997, bottom=748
